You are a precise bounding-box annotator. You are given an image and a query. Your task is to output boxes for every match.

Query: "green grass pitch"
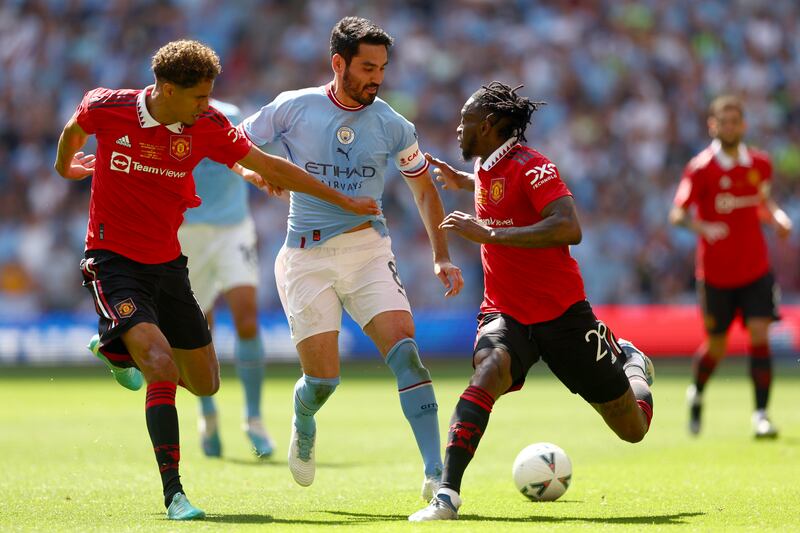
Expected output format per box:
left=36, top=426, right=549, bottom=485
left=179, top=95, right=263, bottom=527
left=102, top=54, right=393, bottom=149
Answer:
left=1, top=358, right=799, bottom=532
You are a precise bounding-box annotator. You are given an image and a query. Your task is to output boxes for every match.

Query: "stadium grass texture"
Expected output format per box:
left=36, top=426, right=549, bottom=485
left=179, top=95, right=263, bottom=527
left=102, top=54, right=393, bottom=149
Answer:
left=1, top=358, right=798, bottom=532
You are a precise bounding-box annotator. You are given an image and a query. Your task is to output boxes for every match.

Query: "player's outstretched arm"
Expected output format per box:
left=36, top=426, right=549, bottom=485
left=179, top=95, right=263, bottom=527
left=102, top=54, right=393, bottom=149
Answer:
left=54, top=117, right=95, bottom=180
left=405, top=171, right=464, bottom=297
left=440, top=196, right=582, bottom=248
left=237, top=146, right=380, bottom=216
left=425, top=153, right=475, bottom=192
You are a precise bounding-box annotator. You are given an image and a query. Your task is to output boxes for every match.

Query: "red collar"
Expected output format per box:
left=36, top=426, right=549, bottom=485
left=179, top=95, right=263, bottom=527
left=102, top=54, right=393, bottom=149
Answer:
left=326, top=82, right=365, bottom=112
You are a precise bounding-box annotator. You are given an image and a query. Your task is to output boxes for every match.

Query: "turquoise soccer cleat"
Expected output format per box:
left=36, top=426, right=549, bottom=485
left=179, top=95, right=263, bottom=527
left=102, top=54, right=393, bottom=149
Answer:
left=201, top=430, right=222, bottom=458
left=166, top=493, right=206, bottom=520
left=88, top=334, right=144, bottom=391
left=244, top=419, right=274, bottom=458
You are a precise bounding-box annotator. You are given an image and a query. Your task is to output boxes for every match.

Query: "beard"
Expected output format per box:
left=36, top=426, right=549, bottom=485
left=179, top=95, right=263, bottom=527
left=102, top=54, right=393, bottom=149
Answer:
left=343, top=68, right=379, bottom=106
left=460, top=137, right=475, bottom=161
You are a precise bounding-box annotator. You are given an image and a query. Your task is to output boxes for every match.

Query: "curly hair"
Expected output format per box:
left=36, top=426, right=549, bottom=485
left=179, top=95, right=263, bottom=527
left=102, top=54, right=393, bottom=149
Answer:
left=151, top=40, right=221, bottom=88
left=472, top=82, right=545, bottom=143
left=330, top=16, right=393, bottom=64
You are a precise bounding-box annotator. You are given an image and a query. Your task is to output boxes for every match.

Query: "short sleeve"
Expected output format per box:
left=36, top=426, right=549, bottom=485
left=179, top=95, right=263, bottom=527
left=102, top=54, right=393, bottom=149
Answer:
left=74, top=88, right=107, bottom=134
left=673, top=163, right=699, bottom=209
left=205, top=114, right=253, bottom=168
left=392, top=118, right=429, bottom=178
left=522, top=159, right=571, bottom=213
left=241, top=92, right=291, bottom=147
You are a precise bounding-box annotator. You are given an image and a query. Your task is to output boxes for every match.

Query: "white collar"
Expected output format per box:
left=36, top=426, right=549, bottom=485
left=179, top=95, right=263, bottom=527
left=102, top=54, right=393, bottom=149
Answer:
left=480, top=137, right=519, bottom=171
left=137, top=85, right=184, bottom=134
left=711, top=139, right=751, bottom=170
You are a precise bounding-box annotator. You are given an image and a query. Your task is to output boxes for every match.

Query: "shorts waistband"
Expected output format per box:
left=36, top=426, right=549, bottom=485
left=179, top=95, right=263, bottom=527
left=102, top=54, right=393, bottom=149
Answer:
left=317, top=227, right=385, bottom=248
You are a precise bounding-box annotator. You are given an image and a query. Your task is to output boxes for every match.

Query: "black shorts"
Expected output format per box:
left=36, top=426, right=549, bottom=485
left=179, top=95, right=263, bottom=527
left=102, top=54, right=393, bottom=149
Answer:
left=474, top=301, right=630, bottom=404
left=80, top=249, right=211, bottom=368
left=698, top=272, right=780, bottom=335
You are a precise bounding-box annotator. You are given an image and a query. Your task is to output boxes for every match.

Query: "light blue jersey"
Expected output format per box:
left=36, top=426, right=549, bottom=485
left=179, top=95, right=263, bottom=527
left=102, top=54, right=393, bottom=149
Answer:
left=183, top=100, right=249, bottom=225
left=242, top=84, right=428, bottom=248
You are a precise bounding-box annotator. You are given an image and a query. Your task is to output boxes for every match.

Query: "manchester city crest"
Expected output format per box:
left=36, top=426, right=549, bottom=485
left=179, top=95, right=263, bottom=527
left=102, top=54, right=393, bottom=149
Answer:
left=336, top=126, right=355, bottom=145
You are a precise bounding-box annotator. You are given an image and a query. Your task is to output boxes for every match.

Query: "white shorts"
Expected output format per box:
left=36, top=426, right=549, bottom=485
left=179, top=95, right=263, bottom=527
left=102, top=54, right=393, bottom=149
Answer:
left=178, top=217, right=259, bottom=312
left=274, top=228, right=412, bottom=344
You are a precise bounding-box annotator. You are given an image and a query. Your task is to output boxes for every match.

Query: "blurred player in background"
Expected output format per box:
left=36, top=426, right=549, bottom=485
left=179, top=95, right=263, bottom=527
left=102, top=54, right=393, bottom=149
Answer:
left=240, top=17, right=463, bottom=497
left=178, top=99, right=273, bottom=460
left=669, top=95, right=791, bottom=439
left=54, top=40, right=379, bottom=520
left=410, top=82, right=655, bottom=521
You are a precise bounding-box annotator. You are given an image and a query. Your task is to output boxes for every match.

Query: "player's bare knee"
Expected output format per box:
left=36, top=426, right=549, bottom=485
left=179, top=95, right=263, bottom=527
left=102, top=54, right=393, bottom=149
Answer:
left=234, top=318, right=260, bottom=339
left=193, top=376, right=220, bottom=397
left=472, top=351, right=509, bottom=393
left=142, top=351, right=179, bottom=383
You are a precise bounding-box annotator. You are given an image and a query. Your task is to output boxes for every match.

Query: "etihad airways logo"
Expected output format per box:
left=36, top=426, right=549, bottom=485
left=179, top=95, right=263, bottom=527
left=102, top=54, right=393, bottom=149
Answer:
left=110, top=151, right=187, bottom=178
left=304, top=162, right=375, bottom=179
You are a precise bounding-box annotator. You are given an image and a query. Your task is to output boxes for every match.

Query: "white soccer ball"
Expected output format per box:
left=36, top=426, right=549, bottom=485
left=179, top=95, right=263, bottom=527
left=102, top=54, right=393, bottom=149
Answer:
left=512, top=442, right=572, bottom=501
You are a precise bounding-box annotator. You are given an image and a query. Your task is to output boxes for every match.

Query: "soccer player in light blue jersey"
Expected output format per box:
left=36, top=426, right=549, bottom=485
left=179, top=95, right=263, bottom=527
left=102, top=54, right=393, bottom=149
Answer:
left=179, top=100, right=273, bottom=459
left=240, top=17, right=464, bottom=499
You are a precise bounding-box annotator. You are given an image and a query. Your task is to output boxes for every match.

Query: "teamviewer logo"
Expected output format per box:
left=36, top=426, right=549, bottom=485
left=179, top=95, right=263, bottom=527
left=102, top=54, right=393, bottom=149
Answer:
left=110, top=151, right=132, bottom=173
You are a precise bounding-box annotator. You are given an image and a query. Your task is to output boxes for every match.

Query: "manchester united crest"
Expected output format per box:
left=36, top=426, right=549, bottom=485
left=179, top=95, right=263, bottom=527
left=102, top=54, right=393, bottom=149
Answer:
left=748, top=169, right=761, bottom=186
left=490, top=177, right=505, bottom=204
left=114, top=298, right=137, bottom=318
left=170, top=135, right=192, bottom=161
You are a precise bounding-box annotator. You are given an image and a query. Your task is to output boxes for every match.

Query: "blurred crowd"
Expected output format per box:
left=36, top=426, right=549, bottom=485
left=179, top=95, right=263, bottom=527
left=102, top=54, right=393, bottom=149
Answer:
left=2, top=0, right=800, bottom=320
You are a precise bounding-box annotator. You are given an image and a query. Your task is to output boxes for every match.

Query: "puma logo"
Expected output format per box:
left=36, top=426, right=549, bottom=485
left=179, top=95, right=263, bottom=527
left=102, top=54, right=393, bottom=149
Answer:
left=336, top=146, right=352, bottom=161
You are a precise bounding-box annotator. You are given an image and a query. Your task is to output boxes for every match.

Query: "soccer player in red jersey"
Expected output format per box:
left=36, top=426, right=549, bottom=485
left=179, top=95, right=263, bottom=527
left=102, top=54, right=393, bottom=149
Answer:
left=53, top=40, right=379, bottom=521
left=669, top=95, right=791, bottom=439
left=409, top=82, right=655, bottom=521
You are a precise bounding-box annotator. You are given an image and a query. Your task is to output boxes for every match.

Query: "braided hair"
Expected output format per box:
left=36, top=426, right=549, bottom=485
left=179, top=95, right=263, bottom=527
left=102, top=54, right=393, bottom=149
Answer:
left=471, top=82, right=544, bottom=143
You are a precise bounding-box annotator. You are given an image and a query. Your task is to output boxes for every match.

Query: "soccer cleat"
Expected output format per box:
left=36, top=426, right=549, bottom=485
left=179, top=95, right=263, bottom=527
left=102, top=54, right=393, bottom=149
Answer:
left=408, top=490, right=461, bottom=522
left=166, top=492, right=206, bottom=520
left=752, top=410, right=778, bottom=439
left=686, top=385, right=702, bottom=436
left=618, top=338, right=655, bottom=386
left=288, top=416, right=315, bottom=486
left=88, top=334, right=143, bottom=391
left=198, top=413, right=222, bottom=457
left=244, top=418, right=274, bottom=458
left=421, top=473, right=441, bottom=501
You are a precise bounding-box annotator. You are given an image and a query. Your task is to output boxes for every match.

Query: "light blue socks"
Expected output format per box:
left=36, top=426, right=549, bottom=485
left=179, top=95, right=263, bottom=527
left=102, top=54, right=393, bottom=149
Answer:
left=235, top=336, right=266, bottom=420
left=293, top=374, right=340, bottom=434
left=198, top=335, right=265, bottom=419
left=386, top=338, right=442, bottom=477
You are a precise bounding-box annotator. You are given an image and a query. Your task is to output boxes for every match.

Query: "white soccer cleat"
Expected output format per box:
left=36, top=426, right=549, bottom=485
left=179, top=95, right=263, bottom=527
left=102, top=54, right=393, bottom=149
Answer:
left=752, top=410, right=778, bottom=439
left=618, top=338, right=655, bottom=386
left=408, top=490, right=461, bottom=522
left=288, top=417, right=316, bottom=486
left=421, top=474, right=441, bottom=501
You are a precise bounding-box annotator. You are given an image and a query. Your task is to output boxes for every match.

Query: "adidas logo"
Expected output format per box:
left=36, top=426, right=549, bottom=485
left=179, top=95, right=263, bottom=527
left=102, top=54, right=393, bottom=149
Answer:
left=116, top=135, right=131, bottom=148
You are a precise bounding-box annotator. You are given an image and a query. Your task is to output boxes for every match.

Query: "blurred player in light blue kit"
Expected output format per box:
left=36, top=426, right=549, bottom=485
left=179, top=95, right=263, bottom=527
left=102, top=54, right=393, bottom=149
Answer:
left=240, top=17, right=464, bottom=497
left=179, top=100, right=273, bottom=459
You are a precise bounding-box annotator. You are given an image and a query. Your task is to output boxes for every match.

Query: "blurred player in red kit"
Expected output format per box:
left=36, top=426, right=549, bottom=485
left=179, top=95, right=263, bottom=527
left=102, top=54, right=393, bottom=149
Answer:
left=670, top=95, right=791, bottom=439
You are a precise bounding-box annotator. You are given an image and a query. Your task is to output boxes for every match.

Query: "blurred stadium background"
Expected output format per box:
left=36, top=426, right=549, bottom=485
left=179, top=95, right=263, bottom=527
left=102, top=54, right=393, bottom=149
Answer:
left=2, top=0, right=800, bottom=364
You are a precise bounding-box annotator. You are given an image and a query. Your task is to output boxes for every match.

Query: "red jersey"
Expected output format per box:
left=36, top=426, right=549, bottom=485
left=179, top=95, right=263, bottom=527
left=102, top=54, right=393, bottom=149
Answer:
left=475, top=140, right=586, bottom=324
left=673, top=140, right=772, bottom=287
left=75, top=87, right=252, bottom=264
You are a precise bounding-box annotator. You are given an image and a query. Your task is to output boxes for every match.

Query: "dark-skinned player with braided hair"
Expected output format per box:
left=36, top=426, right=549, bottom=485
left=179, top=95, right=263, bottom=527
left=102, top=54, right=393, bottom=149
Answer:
left=409, top=82, right=655, bottom=521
